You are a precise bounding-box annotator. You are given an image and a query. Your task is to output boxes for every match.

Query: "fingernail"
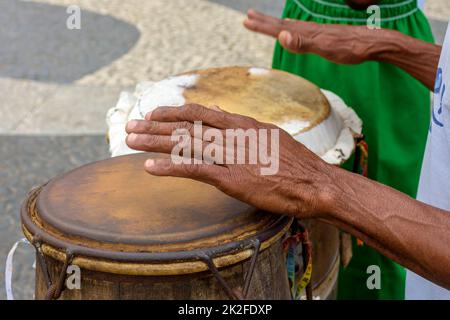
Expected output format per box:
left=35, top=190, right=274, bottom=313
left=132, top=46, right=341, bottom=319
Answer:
left=127, top=133, right=137, bottom=143
left=145, top=111, right=153, bottom=120
left=145, top=159, right=155, bottom=168
left=244, top=19, right=254, bottom=28
left=285, top=32, right=292, bottom=46
left=126, top=120, right=137, bottom=131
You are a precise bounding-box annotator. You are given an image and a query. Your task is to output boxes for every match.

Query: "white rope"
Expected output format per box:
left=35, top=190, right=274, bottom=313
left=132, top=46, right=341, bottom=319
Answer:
left=5, top=238, right=31, bottom=300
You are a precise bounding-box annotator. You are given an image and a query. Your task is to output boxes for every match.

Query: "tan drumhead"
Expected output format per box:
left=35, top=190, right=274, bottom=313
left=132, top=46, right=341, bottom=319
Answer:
left=22, top=153, right=292, bottom=275
left=113, top=66, right=361, bottom=164
left=182, top=67, right=330, bottom=135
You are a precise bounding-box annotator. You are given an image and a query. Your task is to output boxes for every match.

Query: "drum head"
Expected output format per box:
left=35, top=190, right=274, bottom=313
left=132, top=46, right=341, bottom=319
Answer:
left=120, top=66, right=361, bottom=164
left=23, top=153, right=291, bottom=269
left=182, top=67, right=330, bottom=135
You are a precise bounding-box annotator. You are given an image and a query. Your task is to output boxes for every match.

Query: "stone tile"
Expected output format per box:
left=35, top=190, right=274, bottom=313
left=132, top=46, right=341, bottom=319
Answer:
left=12, top=85, right=123, bottom=135
left=424, top=0, right=450, bottom=21
left=430, top=18, right=448, bottom=45
left=0, top=78, right=58, bottom=133
left=207, top=0, right=284, bottom=17
left=34, top=0, right=275, bottom=87
left=0, top=0, right=139, bottom=83
left=0, top=135, right=109, bottom=300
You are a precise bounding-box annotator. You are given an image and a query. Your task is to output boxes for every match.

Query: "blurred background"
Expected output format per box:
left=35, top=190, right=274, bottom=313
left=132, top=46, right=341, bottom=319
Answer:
left=1, top=0, right=449, bottom=299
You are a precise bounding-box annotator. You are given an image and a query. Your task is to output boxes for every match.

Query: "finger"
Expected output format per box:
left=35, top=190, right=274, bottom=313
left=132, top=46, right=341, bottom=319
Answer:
left=144, top=158, right=227, bottom=185
left=210, top=105, right=223, bottom=112
left=127, top=132, right=212, bottom=155
left=126, top=133, right=179, bottom=154
left=247, top=9, right=283, bottom=25
left=126, top=132, right=225, bottom=161
left=243, top=18, right=281, bottom=38
left=126, top=120, right=192, bottom=135
left=148, top=104, right=256, bottom=130
left=126, top=119, right=217, bottom=136
left=278, top=30, right=311, bottom=54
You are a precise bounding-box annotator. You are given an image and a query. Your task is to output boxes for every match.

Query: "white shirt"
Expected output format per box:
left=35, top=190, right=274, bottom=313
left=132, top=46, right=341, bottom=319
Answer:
left=405, top=22, right=450, bottom=300
left=417, top=0, right=425, bottom=10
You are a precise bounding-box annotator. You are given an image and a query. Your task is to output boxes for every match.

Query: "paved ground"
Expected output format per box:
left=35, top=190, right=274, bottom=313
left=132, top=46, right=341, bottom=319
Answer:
left=1, top=136, right=109, bottom=299
left=1, top=0, right=449, bottom=300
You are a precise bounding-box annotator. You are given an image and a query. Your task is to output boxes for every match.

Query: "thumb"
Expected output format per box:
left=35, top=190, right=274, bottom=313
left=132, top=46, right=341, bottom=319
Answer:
left=210, top=105, right=224, bottom=112
left=278, top=30, right=309, bottom=53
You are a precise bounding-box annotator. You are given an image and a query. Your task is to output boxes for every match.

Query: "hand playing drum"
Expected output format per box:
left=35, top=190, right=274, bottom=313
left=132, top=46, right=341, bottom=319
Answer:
left=126, top=104, right=333, bottom=219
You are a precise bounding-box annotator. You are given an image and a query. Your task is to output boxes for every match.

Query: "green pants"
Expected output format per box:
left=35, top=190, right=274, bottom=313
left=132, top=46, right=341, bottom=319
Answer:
left=273, top=0, right=434, bottom=299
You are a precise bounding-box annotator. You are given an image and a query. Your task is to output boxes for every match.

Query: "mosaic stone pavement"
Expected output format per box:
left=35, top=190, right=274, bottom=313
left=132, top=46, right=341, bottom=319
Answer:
left=0, top=0, right=448, bottom=299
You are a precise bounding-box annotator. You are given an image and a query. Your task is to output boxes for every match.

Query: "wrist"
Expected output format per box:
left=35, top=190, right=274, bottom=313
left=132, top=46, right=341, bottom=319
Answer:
left=369, top=29, right=411, bottom=62
left=313, top=162, right=345, bottom=219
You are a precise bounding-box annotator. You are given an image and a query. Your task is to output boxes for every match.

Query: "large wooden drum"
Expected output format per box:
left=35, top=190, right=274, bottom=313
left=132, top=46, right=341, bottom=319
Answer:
left=21, top=153, right=293, bottom=300
left=106, top=66, right=362, bottom=300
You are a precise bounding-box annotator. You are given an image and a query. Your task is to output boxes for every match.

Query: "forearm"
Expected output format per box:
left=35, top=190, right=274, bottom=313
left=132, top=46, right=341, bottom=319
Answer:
left=316, top=166, right=450, bottom=289
left=245, top=10, right=441, bottom=90
left=371, top=29, right=441, bottom=91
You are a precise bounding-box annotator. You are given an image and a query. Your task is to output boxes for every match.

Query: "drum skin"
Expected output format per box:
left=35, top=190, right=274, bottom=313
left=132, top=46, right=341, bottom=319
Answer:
left=182, top=67, right=330, bottom=134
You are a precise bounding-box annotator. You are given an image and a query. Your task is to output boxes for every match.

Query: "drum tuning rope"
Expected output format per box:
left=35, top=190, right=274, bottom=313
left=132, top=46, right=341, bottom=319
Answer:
left=31, top=236, right=74, bottom=300
left=31, top=237, right=52, bottom=290
left=198, top=239, right=262, bottom=300
left=242, top=239, right=261, bottom=298
left=45, top=251, right=74, bottom=300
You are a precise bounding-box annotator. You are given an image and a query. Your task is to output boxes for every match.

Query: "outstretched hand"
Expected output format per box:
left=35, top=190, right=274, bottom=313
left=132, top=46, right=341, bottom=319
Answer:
left=244, top=9, right=386, bottom=65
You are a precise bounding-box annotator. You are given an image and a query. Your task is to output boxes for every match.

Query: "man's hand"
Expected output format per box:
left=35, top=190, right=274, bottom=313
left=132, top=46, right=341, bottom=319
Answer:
left=125, top=103, right=337, bottom=218
left=244, top=9, right=441, bottom=90
left=244, top=9, right=385, bottom=64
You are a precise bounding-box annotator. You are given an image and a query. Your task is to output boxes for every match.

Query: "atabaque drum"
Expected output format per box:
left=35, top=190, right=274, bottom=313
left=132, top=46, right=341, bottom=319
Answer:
left=106, top=66, right=362, bottom=299
left=21, top=153, right=293, bottom=300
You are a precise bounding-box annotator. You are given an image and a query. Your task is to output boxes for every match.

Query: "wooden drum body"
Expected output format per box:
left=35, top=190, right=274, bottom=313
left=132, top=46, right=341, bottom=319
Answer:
left=22, top=154, right=292, bottom=300
left=34, top=239, right=289, bottom=300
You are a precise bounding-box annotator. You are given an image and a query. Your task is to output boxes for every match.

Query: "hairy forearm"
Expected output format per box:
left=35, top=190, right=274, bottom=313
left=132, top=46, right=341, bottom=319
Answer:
left=315, top=166, right=450, bottom=289
left=371, top=29, right=441, bottom=91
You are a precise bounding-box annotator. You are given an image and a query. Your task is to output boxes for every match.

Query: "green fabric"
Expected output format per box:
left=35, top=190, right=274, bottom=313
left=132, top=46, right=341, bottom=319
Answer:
left=273, top=0, right=435, bottom=299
